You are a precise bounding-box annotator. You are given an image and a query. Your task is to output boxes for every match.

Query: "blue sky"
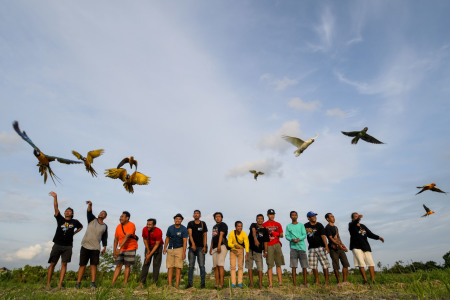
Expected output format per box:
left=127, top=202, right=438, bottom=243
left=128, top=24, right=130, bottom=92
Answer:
left=0, top=1, right=449, bottom=272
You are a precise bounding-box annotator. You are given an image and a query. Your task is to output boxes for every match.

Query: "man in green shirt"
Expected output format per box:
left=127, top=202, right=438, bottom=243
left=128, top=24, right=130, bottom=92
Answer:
left=285, top=211, right=308, bottom=286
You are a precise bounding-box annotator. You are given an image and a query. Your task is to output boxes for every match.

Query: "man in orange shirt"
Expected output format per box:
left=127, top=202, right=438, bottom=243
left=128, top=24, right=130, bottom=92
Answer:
left=112, top=211, right=138, bottom=287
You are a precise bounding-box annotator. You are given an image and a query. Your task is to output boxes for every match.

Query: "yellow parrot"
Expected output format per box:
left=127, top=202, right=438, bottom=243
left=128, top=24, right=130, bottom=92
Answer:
left=72, top=149, right=104, bottom=177
left=105, top=168, right=150, bottom=194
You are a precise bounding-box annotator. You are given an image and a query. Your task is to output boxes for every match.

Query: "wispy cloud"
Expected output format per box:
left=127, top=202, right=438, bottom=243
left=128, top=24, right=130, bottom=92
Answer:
left=288, top=97, right=321, bottom=111
left=258, top=120, right=302, bottom=153
left=226, top=158, right=282, bottom=179
left=307, top=6, right=334, bottom=52
left=326, top=108, right=357, bottom=118
left=260, top=74, right=298, bottom=90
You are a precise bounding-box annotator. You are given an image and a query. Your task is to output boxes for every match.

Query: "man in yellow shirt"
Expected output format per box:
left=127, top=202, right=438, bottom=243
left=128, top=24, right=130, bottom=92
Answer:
left=228, top=221, right=249, bottom=288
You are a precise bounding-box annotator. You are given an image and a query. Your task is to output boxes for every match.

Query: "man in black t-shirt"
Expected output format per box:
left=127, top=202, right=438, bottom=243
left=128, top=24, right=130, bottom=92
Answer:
left=46, top=192, right=83, bottom=289
left=209, top=212, right=228, bottom=289
left=246, top=214, right=269, bottom=289
left=186, top=210, right=208, bottom=289
left=304, top=211, right=330, bottom=285
left=324, top=213, right=349, bottom=283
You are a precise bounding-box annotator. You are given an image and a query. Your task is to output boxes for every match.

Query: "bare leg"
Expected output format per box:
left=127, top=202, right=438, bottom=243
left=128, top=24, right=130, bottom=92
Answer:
left=267, top=268, right=273, bottom=287
left=248, top=269, right=254, bottom=287
left=219, top=266, right=225, bottom=288
left=312, top=269, right=320, bottom=284
left=175, top=268, right=181, bottom=287
left=333, top=269, right=340, bottom=283
left=91, top=265, right=97, bottom=283
left=342, top=267, right=348, bottom=282
left=368, top=266, right=375, bottom=282
left=302, top=268, right=308, bottom=285
left=112, top=265, right=123, bottom=286
left=123, top=266, right=131, bottom=287
left=47, top=263, right=56, bottom=289
left=359, top=267, right=368, bottom=282
left=58, top=262, right=67, bottom=288
left=323, top=268, right=329, bottom=285
left=292, top=267, right=297, bottom=286
left=77, top=266, right=86, bottom=283
left=258, top=271, right=263, bottom=289
left=168, top=267, right=174, bottom=286
left=214, top=267, right=219, bottom=287
left=276, top=266, right=283, bottom=285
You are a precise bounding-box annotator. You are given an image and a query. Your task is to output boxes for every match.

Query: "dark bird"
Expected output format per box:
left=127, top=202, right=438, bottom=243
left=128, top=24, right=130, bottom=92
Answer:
left=416, top=183, right=447, bottom=195
left=105, top=168, right=150, bottom=194
left=72, top=149, right=104, bottom=177
left=421, top=204, right=435, bottom=217
left=249, top=170, right=264, bottom=181
left=117, top=156, right=138, bottom=170
left=341, top=127, right=384, bottom=144
left=12, top=121, right=81, bottom=184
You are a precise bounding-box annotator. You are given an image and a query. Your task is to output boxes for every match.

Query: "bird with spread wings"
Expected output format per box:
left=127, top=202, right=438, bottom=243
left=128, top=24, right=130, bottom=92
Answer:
left=341, top=127, right=384, bottom=145
left=12, top=121, right=82, bottom=184
left=105, top=168, right=150, bottom=194
left=72, top=149, right=104, bottom=177
left=421, top=204, right=435, bottom=217
left=117, top=156, right=138, bottom=170
left=282, top=133, right=318, bottom=157
left=249, top=170, right=264, bottom=181
left=416, top=183, right=447, bottom=195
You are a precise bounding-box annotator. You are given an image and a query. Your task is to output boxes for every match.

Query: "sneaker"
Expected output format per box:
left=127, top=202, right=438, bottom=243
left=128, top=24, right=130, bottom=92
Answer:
left=74, top=282, right=81, bottom=289
left=90, top=282, right=97, bottom=289
left=237, top=284, right=244, bottom=288
left=185, top=284, right=193, bottom=289
left=200, top=284, right=206, bottom=289
left=231, top=284, right=236, bottom=288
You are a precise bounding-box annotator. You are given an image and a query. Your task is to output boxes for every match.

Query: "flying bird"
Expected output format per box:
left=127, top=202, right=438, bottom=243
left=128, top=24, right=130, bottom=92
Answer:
left=117, top=156, right=138, bottom=170
left=249, top=170, right=264, bottom=181
left=421, top=204, right=435, bottom=217
left=12, top=121, right=82, bottom=184
left=282, top=133, right=319, bottom=157
left=416, top=183, right=447, bottom=195
left=105, top=168, right=150, bottom=194
left=72, top=149, right=104, bottom=177
left=341, top=127, right=384, bottom=144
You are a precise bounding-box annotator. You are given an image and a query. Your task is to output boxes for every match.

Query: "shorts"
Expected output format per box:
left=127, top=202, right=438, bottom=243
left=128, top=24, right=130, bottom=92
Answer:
left=212, top=245, right=228, bottom=267
left=48, top=244, right=72, bottom=264
left=308, top=247, right=331, bottom=269
left=290, top=249, right=309, bottom=269
left=79, top=246, right=100, bottom=266
left=352, top=249, right=375, bottom=267
left=245, top=250, right=263, bottom=271
left=329, top=248, right=350, bottom=270
left=266, top=243, right=285, bottom=268
left=114, top=249, right=136, bottom=266
left=166, top=247, right=184, bottom=269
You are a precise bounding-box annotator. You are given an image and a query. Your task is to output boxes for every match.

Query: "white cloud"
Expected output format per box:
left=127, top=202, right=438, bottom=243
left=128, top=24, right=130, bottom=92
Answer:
left=307, top=6, right=334, bottom=52
left=258, top=120, right=302, bottom=153
left=260, top=74, right=298, bottom=90
left=325, top=108, right=357, bottom=118
left=226, top=158, right=283, bottom=179
left=5, top=243, right=43, bottom=261
left=0, top=131, right=23, bottom=154
left=288, top=97, right=321, bottom=111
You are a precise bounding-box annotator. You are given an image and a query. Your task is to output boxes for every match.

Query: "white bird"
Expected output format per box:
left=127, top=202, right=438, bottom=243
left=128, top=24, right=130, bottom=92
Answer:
left=282, top=133, right=319, bottom=157
left=249, top=170, right=264, bottom=181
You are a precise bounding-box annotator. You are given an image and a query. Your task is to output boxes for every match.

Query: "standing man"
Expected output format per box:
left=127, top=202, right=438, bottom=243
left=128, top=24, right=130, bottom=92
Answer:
left=186, top=210, right=208, bottom=289
left=263, top=209, right=285, bottom=288
left=47, top=192, right=83, bottom=289
left=209, top=212, right=228, bottom=289
left=112, top=211, right=138, bottom=287
left=304, top=211, right=331, bottom=285
left=75, top=201, right=108, bottom=289
left=163, top=213, right=188, bottom=288
left=285, top=211, right=308, bottom=286
left=228, top=221, right=249, bottom=288
left=246, top=214, right=269, bottom=289
left=349, top=213, right=384, bottom=284
left=325, top=213, right=350, bottom=283
left=138, top=218, right=163, bottom=288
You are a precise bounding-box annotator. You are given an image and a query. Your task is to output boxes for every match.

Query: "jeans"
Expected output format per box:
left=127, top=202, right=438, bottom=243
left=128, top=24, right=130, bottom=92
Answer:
left=140, top=245, right=163, bottom=284
left=188, top=247, right=206, bottom=286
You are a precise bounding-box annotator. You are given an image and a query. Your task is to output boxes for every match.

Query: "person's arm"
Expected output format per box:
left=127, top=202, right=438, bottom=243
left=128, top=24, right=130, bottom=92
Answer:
left=252, top=226, right=260, bottom=247
left=113, top=236, right=119, bottom=258
left=182, top=237, right=187, bottom=260
left=299, top=225, right=307, bottom=242
left=321, top=235, right=329, bottom=253
left=217, top=232, right=224, bottom=253
left=148, top=240, right=161, bottom=257
left=209, top=236, right=214, bottom=255
left=118, top=233, right=131, bottom=249
left=73, top=222, right=83, bottom=235
left=202, top=223, right=208, bottom=254
left=365, top=226, right=383, bottom=242
left=49, top=192, right=59, bottom=216
left=188, top=226, right=196, bottom=251
left=86, top=201, right=95, bottom=223
left=143, top=237, right=150, bottom=253
left=244, top=233, right=249, bottom=252
left=163, top=236, right=170, bottom=255
left=285, top=226, right=293, bottom=242
left=227, top=231, right=235, bottom=249
left=278, top=223, right=284, bottom=238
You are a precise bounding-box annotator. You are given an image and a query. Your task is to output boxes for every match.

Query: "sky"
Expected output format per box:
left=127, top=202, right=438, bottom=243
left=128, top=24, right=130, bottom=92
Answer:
left=0, top=1, right=449, bottom=273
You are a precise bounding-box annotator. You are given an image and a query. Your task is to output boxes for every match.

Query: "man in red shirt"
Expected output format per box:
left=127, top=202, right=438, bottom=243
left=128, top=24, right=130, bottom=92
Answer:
left=138, top=218, right=163, bottom=288
left=263, top=209, right=285, bottom=287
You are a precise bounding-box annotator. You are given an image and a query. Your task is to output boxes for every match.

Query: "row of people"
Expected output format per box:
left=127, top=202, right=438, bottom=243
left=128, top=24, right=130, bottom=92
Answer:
left=45, top=192, right=384, bottom=289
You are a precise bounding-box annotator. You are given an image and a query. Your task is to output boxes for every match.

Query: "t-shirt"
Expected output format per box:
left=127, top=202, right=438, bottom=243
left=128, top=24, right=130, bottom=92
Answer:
left=227, top=230, right=249, bottom=252
left=81, top=210, right=108, bottom=251
left=263, top=220, right=283, bottom=246
left=248, top=223, right=269, bottom=253
left=325, top=224, right=338, bottom=249
left=348, top=220, right=379, bottom=252
left=166, top=225, right=189, bottom=249
left=52, top=213, right=83, bottom=247
left=212, top=222, right=228, bottom=249
left=285, top=223, right=307, bottom=251
left=304, top=222, right=326, bottom=249
left=114, top=221, right=138, bottom=252
left=142, top=227, right=163, bottom=248
left=187, top=220, right=208, bottom=248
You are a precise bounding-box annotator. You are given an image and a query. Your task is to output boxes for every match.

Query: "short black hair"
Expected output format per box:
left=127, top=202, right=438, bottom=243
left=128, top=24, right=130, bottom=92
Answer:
left=290, top=211, right=297, bottom=216
left=101, top=210, right=108, bottom=217
left=351, top=212, right=358, bottom=219
left=235, top=221, right=242, bottom=227
left=147, top=218, right=157, bottom=225
left=256, top=214, right=264, bottom=219
left=122, top=211, right=130, bottom=219
left=66, top=207, right=74, bottom=218
left=213, top=212, right=223, bottom=219
left=194, top=210, right=201, bottom=214
left=325, top=213, right=332, bottom=220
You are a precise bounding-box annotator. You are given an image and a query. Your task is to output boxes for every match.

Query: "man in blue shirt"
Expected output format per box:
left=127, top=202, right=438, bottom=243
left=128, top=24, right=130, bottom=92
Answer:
left=285, top=211, right=308, bottom=286
left=163, top=213, right=188, bottom=287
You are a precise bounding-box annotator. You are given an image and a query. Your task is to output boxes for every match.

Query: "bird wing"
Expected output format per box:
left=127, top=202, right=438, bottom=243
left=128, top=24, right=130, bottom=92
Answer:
left=249, top=170, right=256, bottom=174
left=360, top=134, right=384, bottom=144
left=117, top=157, right=130, bottom=169
left=131, top=172, right=150, bottom=185
left=12, top=121, right=41, bottom=152
left=423, top=204, right=431, bottom=213
left=105, top=168, right=127, bottom=182
left=258, top=172, right=264, bottom=175
left=72, top=150, right=84, bottom=160
left=46, top=155, right=82, bottom=164
left=282, top=135, right=304, bottom=147
left=313, top=133, right=319, bottom=140
left=86, top=149, right=104, bottom=163
left=341, top=131, right=359, bottom=137
left=431, top=187, right=446, bottom=194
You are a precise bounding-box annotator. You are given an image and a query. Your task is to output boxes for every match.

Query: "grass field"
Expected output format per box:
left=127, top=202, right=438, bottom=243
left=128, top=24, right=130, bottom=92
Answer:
left=1, top=269, right=449, bottom=299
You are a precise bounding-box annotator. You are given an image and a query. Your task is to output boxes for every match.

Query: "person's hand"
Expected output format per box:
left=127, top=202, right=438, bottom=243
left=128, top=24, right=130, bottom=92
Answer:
left=202, top=246, right=207, bottom=254
left=254, top=240, right=260, bottom=247
left=145, top=253, right=151, bottom=264
left=49, top=191, right=57, bottom=198
left=163, top=249, right=167, bottom=255
left=245, top=253, right=248, bottom=261
left=86, top=200, right=92, bottom=205
left=191, top=244, right=196, bottom=252
left=217, top=246, right=221, bottom=253
left=325, top=246, right=330, bottom=254
left=295, top=238, right=300, bottom=243
left=263, top=251, right=267, bottom=258
left=209, top=248, right=213, bottom=255
left=379, top=237, right=384, bottom=243
left=182, top=252, right=186, bottom=260
left=113, top=249, right=119, bottom=258
left=359, top=214, right=363, bottom=219
left=101, top=248, right=106, bottom=256
left=235, top=244, right=241, bottom=249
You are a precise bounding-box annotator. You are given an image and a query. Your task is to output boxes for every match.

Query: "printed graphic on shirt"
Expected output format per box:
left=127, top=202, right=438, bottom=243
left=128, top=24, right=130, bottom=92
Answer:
left=212, top=227, right=218, bottom=237
left=266, top=226, right=279, bottom=240
left=61, top=222, right=74, bottom=234
left=306, top=227, right=317, bottom=237
left=359, top=228, right=367, bottom=236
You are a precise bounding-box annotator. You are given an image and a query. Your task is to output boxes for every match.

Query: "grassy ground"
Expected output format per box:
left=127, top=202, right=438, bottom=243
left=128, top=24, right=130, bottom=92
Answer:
left=1, top=269, right=449, bottom=299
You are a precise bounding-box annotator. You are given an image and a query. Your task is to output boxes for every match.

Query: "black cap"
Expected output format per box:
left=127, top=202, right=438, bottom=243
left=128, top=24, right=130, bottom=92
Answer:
left=267, top=209, right=275, bottom=215
left=173, top=213, right=184, bottom=220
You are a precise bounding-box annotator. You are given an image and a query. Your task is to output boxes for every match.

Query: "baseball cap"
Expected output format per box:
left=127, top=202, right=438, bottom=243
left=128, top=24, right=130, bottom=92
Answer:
left=307, top=211, right=318, bottom=218
left=173, top=213, right=184, bottom=220
left=267, top=209, right=275, bottom=215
